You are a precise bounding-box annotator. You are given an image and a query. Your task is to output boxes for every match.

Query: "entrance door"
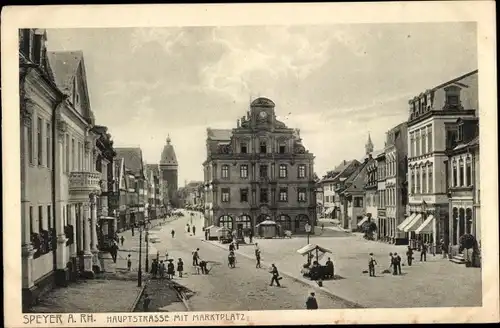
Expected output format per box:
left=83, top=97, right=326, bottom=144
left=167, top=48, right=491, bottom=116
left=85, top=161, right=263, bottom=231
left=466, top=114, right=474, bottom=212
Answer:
left=237, top=224, right=243, bottom=238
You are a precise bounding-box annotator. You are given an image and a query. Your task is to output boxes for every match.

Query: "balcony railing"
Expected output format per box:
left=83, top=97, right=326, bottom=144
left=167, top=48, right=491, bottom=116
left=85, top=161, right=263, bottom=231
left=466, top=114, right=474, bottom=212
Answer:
left=69, top=171, right=101, bottom=194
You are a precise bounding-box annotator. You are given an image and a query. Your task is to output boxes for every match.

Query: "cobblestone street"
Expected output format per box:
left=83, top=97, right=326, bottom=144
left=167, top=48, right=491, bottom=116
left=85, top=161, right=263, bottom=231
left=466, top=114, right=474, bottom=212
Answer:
left=142, top=211, right=357, bottom=311
left=206, top=228, right=482, bottom=308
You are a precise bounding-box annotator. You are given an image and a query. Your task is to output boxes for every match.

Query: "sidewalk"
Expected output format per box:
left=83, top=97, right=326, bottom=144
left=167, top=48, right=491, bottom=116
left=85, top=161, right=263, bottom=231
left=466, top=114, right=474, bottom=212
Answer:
left=201, top=235, right=482, bottom=308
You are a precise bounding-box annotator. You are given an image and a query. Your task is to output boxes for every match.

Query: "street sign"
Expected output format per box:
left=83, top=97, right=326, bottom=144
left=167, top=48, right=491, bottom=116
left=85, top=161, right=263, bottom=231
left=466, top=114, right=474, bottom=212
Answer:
left=305, top=223, right=311, bottom=233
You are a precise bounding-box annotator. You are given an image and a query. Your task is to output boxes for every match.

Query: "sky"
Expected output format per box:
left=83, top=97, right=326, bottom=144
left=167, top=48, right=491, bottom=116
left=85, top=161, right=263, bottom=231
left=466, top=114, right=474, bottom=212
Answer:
left=46, top=23, right=477, bottom=186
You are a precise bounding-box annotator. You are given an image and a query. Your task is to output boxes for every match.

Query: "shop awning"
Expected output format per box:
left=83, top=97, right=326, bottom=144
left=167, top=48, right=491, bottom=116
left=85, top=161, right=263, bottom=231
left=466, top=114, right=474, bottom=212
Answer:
left=415, top=215, right=435, bottom=234
left=256, top=220, right=277, bottom=226
left=324, top=207, right=334, bottom=215
left=397, top=213, right=416, bottom=231
left=403, top=214, right=422, bottom=232
left=357, top=216, right=369, bottom=227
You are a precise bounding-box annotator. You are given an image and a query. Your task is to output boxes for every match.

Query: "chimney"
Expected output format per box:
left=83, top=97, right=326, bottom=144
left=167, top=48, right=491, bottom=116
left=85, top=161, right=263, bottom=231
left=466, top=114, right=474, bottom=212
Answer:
left=343, top=160, right=346, bottom=165
left=237, top=119, right=240, bottom=128
left=368, top=154, right=372, bottom=160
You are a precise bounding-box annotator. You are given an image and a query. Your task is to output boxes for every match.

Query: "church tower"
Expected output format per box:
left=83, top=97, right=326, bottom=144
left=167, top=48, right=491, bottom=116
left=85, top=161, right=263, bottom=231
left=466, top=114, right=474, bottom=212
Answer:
left=365, top=133, right=374, bottom=155
left=159, top=135, right=179, bottom=208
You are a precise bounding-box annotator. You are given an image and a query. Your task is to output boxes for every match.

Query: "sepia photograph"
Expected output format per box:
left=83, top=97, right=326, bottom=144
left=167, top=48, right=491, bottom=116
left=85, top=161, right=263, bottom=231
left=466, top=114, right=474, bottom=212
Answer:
left=2, top=2, right=498, bottom=326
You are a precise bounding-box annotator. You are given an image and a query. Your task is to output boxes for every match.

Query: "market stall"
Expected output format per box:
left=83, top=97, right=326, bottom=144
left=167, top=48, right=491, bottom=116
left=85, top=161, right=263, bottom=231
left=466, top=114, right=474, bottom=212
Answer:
left=297, top=243, right=334, bottom=281
left=256, top=220, right=277, bottom=238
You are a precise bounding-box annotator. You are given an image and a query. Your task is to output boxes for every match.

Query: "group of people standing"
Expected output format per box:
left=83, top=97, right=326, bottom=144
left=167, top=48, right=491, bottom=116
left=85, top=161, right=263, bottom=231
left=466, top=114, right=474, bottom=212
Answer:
left=150, top=251, right=184, bottom=279
left=368, top=243, right=434, bottom=277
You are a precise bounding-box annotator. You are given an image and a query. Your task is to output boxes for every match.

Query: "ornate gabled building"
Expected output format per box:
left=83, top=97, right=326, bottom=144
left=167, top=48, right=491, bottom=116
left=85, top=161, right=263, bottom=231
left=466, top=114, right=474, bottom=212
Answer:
left=159, top=135, right=178, bottom=209
left=145, top=164, right=163, bottom=219
left=203, top=97, right=316, bottom=238
left=20, top=29, right=106, bottom=308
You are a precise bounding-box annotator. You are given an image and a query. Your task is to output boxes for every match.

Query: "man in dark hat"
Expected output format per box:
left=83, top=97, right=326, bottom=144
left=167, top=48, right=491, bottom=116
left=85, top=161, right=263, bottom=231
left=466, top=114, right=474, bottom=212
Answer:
left=306, top=292, right=319, bottom=309
left=368, top=253, right=377, bottom=277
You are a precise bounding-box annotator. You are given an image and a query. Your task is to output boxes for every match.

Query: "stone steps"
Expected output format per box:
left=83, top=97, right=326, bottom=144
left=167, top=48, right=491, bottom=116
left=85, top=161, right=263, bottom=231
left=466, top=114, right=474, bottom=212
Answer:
left=450, top=253, right=467, bottom=265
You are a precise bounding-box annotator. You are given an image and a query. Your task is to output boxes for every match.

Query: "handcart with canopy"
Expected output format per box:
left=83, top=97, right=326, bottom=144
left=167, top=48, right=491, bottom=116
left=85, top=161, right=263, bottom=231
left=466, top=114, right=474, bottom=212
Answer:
left=256, top=220, right=277, bottom=238
left=217, top=227, right=233, bottom=244
left=297, top=244, right=334, bottom=281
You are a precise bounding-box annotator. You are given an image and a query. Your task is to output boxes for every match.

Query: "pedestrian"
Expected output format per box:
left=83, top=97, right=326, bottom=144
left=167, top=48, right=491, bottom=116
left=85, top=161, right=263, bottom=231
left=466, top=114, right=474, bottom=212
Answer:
left=171, top=229, right=175, bottom=238
left=394, top=252, right=402, bottom=275
left=110, top=241, right=119, bottom=263
left=254, top=243, right=260, bottom=257
left=249, top=230, right=253, bottom=244
left=143, top=293, right=151, bottom=312
left=120, top=235, right=125, bottom=246
left=235, top=238, right=239, bottom=249
left=420, top=243, right=427, bottom=262
left=406, top=246, right=414, bottom=266
left=192, top=226, right=196, bottom=236
left=199, top=260, right=208, bottom=274
left=127, top=254, right=132, bottom=271
left=167, top=259, right=175, bottom=279
left=325, top=257, right=334, bottom=279
left=165, top=250, right=169, bottom=261
left=187, top=223, right=190, bottom=233
left=159, top=260, right=165, bottom=279
left=151, top=259, right=158, bottom=278
left=321, top=223, right=324, bottom=232
left=306, top=292, right=319, bottom=310
left=177, top=258, right=184, bottom=278
left=131, top=226, right=135, bottom=237
left=229, top=242, right=235, bottom=252
left=255, top=249, right=261, bottom=268
left=269, top=264, right=281, bottom=287
left=440, top=238, right=448, bottom=259
left=429, top=241, right=436, bottom=256
left=156, top=251, right=160, bottom=262
left=368, top=253, right=377, bottom=277
left=192, top=248, right=200, bottom=266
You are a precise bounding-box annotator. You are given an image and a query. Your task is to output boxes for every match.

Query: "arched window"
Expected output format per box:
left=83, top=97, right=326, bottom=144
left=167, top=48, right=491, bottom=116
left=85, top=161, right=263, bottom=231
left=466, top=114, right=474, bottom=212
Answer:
left=415, top=168, right=420, bottom=194
left=422, top=168, right=427, bottom=194
left=218, top=215, right=233, bottom=230
left=465, top=208, right=473, bottom=234
left=295, top=214, right=310, bottom=231
left=235, top=215, right=252, bottom=229
left=276, top=214, right=292, bottom=231
left=428, top=164, right=433, bottom=193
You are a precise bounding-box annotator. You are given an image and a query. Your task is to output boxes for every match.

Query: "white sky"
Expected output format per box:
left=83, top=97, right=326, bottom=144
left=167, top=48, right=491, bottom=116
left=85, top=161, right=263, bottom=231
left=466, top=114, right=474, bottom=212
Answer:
left=46, top=23, right=477, bottom=186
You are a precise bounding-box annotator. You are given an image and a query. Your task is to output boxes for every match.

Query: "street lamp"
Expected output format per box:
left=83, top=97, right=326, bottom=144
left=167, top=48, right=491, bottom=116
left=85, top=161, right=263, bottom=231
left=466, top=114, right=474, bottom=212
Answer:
left=305, top=222, right=312, bottom=244
left=145, top=206, right=150, bottom=273
left=138, top=222, right=144, bottom=287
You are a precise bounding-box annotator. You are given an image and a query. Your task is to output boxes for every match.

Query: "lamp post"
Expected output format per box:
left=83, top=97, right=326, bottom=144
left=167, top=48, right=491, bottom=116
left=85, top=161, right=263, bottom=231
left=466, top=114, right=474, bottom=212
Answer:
left=305, top=222, right=311, bottom=244
left=145, top=206, right=150, bottom=273
left=420, top=200, right=427, bottom=249
left=138, top=222, right=143, bottom=287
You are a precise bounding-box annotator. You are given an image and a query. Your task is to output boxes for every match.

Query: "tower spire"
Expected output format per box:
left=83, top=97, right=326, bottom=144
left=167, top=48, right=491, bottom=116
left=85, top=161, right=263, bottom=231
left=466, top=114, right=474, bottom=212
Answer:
left=167, top=134, right=171, bottom=144
left=365, top=132, right=374, bottom=155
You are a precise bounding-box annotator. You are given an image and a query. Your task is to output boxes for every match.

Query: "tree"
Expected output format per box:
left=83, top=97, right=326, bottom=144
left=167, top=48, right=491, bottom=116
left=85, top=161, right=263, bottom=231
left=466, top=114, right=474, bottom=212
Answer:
left=313, top=172, right=320, bottom=182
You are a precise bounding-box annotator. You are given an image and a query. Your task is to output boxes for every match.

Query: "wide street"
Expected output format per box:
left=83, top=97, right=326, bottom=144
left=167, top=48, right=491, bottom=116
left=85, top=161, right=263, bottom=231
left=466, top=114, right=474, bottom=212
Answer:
left=133, top=210, right=355, bottom=311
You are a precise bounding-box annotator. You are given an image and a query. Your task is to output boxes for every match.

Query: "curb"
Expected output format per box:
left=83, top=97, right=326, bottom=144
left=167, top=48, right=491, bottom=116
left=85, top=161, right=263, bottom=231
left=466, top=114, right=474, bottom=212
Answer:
left=172, top=285, right=191, bottom=312
left=129, top=281, right=148, bottom=312
left=201, top=239, right=364, bottom=309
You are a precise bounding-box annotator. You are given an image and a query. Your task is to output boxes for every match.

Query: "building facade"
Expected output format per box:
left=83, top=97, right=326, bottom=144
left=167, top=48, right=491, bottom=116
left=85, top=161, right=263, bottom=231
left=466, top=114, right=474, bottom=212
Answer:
left=401, top=70, right=478, bottom=252
left=159, top=136, right=178, bottom=209
left=203, top=97, right=316, bottom=238
left=376, top=152, right=387, bottom=239
left=115, top=148, right=147, bottom=226
left=21, top=29, right=104, bottom=308
left=145, top=164, right=163, bottom=219
left=364, top=153, right=379, bottom=235
left=445, top=117, right=480, bottom=253
left=384, top=122, right=409, bottom=244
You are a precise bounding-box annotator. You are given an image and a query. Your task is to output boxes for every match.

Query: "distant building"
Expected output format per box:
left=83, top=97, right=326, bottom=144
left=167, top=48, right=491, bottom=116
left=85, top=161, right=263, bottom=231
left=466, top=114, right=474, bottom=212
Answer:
left=203, top=97, right=316, bottom=238
left=115, top=148, right=147, bottom=226
left=376, top=151, right=387, bottom=238
left=445, top=117, right=480, bottom=252
left=364, top=150, right=384, bottom=239
left=321, top=160, right=356, bottom=219
left=159, top=135, right=178, bottom=209
left=384, top=122, right=409, bottom=244
left=145, top=164, right=163, bottom=219
left=401, top=70, right=478, bottom=252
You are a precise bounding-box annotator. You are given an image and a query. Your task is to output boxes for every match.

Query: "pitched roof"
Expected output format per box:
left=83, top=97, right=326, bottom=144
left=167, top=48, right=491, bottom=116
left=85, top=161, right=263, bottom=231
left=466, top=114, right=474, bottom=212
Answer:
left=145, top=164, right=160, bottom=177
left=160, top=137, right=178, bottom=165
left=115, top=148, right=143, bottom=176
left=47, top=51, right=83, bottom=93
left=332, top=160, right=352, bottom=173
left=207, top=128, right=232, bottom=141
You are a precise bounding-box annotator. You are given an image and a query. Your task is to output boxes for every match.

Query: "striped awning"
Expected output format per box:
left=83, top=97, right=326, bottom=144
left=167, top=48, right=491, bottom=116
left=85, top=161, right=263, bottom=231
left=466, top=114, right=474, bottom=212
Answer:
left=403, top=214, right=422, bottom=232
left=324, top=207, right=334, bottom=215
left=415, top=215, right=435, bottom=234
left=357, top=216, right=369, bottom=227
left=397, top=213, right=416, bottom=231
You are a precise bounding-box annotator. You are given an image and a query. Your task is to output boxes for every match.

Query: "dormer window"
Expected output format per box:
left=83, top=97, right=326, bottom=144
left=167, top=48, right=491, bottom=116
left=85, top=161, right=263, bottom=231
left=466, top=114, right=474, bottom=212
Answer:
left=240, top=143, right=247, bottom=154
left=456, top=124, right=464, bottom=142
left=278, top=142, right=286, bottom=154
left=444, top=85, right=462, bottom=109
left=32, top=32, right=43, bottom=65
left=260, top=141, right=267, bottom=154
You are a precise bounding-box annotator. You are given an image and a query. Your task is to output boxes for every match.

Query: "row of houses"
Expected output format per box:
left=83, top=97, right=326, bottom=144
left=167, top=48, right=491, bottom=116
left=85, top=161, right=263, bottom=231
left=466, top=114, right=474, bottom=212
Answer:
left=317, top=69, right=480, bottom=255
left=178, top=180, right=205, bottom=211
left=19, top=29, right=169, bottom=309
